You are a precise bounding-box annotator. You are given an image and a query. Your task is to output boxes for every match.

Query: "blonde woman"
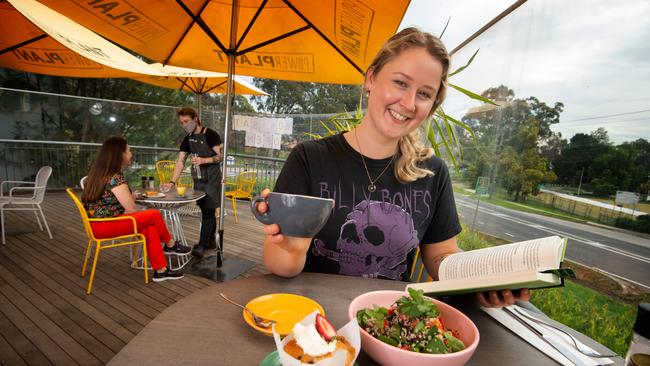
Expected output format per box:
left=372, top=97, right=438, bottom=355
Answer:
left=258, top=28, right=528, bottom=307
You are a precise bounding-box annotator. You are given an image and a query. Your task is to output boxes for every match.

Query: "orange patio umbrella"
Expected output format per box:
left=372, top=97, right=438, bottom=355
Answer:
left=0, top=1, right=138, bottom=78
left=0, top=1, right=266, bottom=96
left=35, top=0, right=410, bottom=84
left=28, top=0, right=411, bottom=270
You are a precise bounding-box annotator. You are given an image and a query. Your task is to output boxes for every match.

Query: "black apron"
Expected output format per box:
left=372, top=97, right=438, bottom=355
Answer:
left=188, top=127, right=222, bottom=209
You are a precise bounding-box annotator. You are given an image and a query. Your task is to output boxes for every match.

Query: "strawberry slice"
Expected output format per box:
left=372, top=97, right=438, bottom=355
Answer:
left=315, top=314, right=336, bottom=341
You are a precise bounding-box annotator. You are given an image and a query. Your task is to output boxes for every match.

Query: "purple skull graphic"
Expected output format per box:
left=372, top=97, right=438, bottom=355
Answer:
left=313, top=200, right=419, bottom=279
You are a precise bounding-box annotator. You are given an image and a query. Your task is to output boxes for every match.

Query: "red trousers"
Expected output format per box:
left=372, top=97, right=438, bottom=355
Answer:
left=90, top=209, right=171, bottom=270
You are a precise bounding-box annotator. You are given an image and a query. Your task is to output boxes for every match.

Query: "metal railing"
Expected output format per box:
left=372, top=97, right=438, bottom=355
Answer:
left=0, top=139, right=285, bottom=195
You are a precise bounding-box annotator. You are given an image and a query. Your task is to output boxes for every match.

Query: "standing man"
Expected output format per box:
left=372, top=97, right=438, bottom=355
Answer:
left=162, top=107, right=223, bottom=258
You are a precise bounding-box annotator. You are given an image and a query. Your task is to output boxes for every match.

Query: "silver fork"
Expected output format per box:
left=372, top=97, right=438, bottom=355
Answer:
left=220, top=293, right=276, bottom=329
left=511, top=306, right=617, bottom=358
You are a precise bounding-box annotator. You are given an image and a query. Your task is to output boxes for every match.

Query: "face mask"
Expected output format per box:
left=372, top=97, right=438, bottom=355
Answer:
left=183, top=120, right=197, bottom=134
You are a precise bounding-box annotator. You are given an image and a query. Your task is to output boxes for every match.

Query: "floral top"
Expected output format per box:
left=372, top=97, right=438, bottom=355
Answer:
left=85, top=173, right=129, bottom=218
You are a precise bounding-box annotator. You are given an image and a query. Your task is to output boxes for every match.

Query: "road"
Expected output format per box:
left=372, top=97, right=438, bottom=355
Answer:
left=454, top=194, right=650, bottom=289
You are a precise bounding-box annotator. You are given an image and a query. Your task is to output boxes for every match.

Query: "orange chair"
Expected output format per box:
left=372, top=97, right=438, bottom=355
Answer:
left=67, top=188, right=148, bottom=294
left=224, top=171, right=257, bottom=223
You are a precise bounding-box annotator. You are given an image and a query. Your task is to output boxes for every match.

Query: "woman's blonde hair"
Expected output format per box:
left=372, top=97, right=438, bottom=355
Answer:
left=365, top=27, right=450, bottom=183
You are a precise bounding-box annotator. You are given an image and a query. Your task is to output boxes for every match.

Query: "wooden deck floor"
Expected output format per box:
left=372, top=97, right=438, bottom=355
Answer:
left=0, top=191, right=268, bottom=366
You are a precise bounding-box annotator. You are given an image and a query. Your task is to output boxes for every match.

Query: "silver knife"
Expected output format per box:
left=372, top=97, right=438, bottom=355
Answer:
left=503, top=307, right=591, bottom=366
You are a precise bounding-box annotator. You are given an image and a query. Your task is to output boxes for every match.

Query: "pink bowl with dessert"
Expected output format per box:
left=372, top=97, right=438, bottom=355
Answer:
left=348, top=290, right=479, bottom=366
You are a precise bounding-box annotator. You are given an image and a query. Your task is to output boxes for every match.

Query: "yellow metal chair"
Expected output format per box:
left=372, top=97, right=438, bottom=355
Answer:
left=224, top=171, right=257, bottom=224
left=409, top=247, right=433, bottom=283
left=157, top=160, right=198, bottom=217
left=156, top=160, right=194, bottom=188
left=66, top=188, right=148, bottom=294
left=155, top=160, right=176, bottom=184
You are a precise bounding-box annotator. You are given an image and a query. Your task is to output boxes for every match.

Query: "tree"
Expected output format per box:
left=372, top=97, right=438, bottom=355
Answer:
left=498, top=118, right=556, bottom=201
left=551, top=130, right=610, bottom=187
left=459, top=85, right=562, bottom=195
left=251, top=78, right=361, bottom=114
left=551, top=129, right=650, bottom=195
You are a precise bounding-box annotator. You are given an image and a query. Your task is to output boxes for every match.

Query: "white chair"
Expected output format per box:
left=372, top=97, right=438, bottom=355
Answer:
left=1, top=166, right=53, bottom=244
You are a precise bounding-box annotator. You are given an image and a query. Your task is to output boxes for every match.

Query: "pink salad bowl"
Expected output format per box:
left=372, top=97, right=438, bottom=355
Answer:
left=348, top=290, right=479, bottom=366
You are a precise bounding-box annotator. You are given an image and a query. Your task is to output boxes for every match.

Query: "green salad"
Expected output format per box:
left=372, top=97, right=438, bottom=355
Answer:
left=356, top=288, right=466, bottom=354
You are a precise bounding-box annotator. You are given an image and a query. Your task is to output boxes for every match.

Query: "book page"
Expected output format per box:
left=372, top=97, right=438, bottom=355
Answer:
left=439, top=236, right=564, bottom=281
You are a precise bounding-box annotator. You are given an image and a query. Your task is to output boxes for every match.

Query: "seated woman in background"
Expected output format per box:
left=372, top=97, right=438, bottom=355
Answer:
left=82, top=136, right=190, bottom=282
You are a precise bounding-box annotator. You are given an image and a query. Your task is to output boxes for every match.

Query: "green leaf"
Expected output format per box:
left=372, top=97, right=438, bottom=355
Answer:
left=398, top=289, right=439, bottom=318
left=319, top=121, right=336, bottom=135
left=389, top=324, right=402, bottom=338
left=449, top=49, right=480, bottom=77
left=439, top=16, right=451, bottom=39
left=449, top=83, right=497, bottom=105
left=436, top=108, right=477, bottom=142
left=442, top=111, right=463, bottom=159
left=378, top=334, right=398, bottom=347
left=432, top=117, right=458, bottom=170
left=428, top=120, right=443, bottom=158
left=426, top=337, right=448, bottom=354
left=444, top=332, right=466, bottom=352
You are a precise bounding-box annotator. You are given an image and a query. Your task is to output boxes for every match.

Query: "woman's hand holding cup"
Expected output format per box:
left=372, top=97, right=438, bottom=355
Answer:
left=255, top=189, right=324, bottom=255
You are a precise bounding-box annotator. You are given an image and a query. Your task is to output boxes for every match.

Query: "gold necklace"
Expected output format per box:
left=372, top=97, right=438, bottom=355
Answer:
left=353, top=129, right=396, bottom=193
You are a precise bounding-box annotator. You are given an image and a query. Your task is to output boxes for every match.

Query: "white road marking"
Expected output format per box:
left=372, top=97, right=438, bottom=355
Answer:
left=504, top=232, right=514, bottom=237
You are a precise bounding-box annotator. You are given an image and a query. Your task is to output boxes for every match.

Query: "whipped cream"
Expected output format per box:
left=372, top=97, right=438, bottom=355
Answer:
left=292, top=322, right=337, bottom=356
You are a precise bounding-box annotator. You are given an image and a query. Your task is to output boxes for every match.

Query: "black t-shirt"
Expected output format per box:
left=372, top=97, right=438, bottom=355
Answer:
left=274, top=133, right=461, bottom=281
left=179, top=127, right=222, bottom=152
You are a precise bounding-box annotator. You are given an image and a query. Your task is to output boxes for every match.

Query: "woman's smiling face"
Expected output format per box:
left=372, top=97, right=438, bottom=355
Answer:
left=363, top=46, right=443, bottom=141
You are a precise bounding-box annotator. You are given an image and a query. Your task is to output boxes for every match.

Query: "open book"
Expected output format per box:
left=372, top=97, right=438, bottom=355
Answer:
left=406, top=236, right=569, bottom=296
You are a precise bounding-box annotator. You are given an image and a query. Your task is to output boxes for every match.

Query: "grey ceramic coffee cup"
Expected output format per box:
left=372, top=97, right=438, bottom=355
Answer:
left=251, top=192, right=334, bottom=238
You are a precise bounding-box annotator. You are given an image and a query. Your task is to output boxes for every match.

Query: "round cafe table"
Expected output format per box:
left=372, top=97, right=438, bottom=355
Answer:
left=134, top=188, right=205, bottom=270
left=107, top=273, right=623, bottom=366
left=136, top=188, right=205, bottom=247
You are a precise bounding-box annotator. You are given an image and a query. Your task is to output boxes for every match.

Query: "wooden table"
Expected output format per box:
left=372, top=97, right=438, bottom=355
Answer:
left=107, top=273, right=623, bottom=366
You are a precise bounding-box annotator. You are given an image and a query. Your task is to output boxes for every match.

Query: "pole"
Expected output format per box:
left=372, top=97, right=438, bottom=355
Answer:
left=577, top=166, right=584, bottom=196
left=197, top=94, right=202, bottom=121
left=216, top=0, right=240, bottom=268
left=471, top=195, right=480, bottom=231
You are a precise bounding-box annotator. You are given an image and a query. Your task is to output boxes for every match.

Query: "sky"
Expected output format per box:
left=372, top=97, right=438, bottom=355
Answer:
left=399, top=0, right=650, bottom=143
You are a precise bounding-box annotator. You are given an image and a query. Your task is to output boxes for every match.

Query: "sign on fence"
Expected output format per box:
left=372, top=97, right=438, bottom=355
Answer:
left=615, top=191, right=640, bottom=205
left=475, top=176, right=490, bottom=196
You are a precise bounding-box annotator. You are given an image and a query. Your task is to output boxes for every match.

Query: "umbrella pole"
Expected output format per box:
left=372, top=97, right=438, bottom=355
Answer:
left=197, top=94, right=202, bottom=120
left=217, top=0, right=240, bottom=268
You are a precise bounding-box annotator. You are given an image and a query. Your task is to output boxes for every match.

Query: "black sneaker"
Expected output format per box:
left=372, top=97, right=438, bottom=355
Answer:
left=191, top=244, right=205, bottom=258
left=163, top=242, right=192, bottom=256
left=152, top=269, right=184, bottom=282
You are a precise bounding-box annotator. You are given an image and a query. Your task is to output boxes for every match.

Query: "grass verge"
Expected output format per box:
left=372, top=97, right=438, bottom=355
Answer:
left=455, top=187, right=591, bottom=224
left=456, top=225, right=645, bottom=356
